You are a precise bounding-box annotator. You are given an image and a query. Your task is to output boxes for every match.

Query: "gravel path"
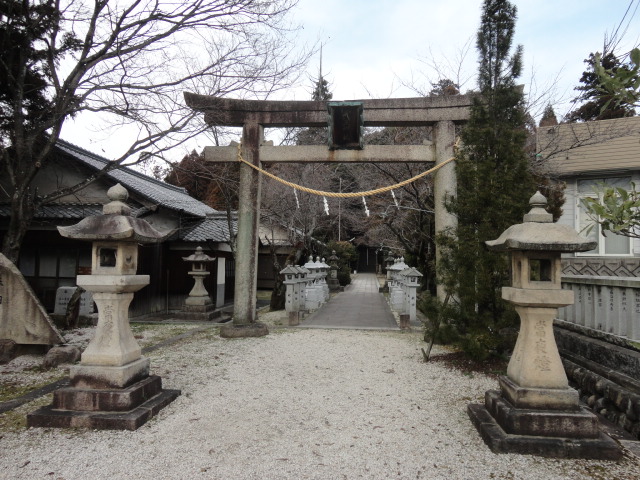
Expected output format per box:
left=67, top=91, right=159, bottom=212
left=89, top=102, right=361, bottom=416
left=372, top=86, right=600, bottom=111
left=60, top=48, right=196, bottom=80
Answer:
left=1, top=328, right=638, bottom=480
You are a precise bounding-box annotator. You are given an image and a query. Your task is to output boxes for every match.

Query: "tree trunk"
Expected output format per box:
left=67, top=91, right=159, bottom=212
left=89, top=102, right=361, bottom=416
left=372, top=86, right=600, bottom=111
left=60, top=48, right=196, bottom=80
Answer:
left=2, top=192, right=36, bottom=265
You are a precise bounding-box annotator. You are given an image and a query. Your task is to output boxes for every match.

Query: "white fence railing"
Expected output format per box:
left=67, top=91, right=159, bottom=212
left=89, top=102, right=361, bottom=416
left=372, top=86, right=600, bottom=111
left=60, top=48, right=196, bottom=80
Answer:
left=559, top=275, right=640, bottom=342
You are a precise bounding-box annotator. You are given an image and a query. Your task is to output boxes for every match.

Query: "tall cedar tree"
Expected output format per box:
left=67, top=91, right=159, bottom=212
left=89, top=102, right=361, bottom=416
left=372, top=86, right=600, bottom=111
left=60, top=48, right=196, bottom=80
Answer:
left=436, top=0, right=534, bottom=359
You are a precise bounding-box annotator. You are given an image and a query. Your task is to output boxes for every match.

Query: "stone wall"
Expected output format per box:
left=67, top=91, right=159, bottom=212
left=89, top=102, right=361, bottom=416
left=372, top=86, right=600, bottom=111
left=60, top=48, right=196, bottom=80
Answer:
left=562, top=257, right=640, bottom=277
left=555, top=322, right=640, bottom=439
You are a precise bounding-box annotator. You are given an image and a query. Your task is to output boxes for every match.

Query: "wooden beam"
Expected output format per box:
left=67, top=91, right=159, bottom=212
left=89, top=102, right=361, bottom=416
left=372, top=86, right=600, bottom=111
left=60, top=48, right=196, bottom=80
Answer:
left=185, top=93, right=473, bottom=127
left=203, top=144, right=435, bottom=164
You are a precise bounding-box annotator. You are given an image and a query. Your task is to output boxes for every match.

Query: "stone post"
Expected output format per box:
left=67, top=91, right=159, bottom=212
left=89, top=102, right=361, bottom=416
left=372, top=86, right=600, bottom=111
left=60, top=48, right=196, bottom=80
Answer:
left=467, top=192, right=621, bottom=459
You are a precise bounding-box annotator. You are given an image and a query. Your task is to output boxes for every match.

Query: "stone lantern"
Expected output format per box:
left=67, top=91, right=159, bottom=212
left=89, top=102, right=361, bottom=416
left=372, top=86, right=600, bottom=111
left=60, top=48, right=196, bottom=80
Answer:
left=28, top=184, right=179, bottom=430
left=297, top=265, right=310, bottom=312
left=319, top=257, right=330, bottom=301
left=467, top=192, right=621, bottom=459
left=181, top=246, right=216, bottom=320
left=303, top=255, right=323, bottom=311
left=327, top=250, right=341, bottom=292
left=401, top=267, right=422, bottom=327
left=281, top=265, right=301, bottom=326
left=384, top=254, right=395, bottom=279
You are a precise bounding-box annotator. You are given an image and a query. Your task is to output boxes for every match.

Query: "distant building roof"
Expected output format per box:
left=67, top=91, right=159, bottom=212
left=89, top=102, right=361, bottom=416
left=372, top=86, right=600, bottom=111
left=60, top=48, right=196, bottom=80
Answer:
left=56, top=140, right=217, bottom=218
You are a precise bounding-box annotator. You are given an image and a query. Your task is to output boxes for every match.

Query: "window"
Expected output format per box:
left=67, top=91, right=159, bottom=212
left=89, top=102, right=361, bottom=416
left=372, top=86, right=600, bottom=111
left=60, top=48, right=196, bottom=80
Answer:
left=576, top=177, right=632, bottom=256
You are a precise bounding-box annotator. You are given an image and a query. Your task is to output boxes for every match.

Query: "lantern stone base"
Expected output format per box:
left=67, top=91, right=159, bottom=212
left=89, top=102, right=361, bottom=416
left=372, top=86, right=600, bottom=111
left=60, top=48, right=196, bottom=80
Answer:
left=181, top=299, right=219, bottom=321
left=220, top=322, right=269, bottom=338
left=27, top=375, right=180, bottom=431
left=468, top=389, right=622, bottom=459
left=70, top=357, right=150, bottom=389
left=327, top=278, right=341, bottom=292
left=499, top=376, right=579, bottom=410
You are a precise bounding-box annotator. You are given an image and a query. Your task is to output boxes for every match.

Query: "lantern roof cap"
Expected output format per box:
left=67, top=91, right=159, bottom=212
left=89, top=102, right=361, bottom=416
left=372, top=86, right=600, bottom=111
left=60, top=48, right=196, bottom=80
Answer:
left=182, top=246, right=215, bottom=263
left=58, top=185, right=165, bottom=244
left=486, top=191, right=597, bottom=253
left=280, top=265, right=299, bottom=275
left=401, top=267, right=423, bottom=277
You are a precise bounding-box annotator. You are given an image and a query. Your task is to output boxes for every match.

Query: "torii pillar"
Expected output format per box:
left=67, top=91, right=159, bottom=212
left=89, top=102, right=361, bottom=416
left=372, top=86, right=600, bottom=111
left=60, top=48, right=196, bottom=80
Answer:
left=228, top=121, right=268, bottom=337
left=184, top=94, right=472, bottom=336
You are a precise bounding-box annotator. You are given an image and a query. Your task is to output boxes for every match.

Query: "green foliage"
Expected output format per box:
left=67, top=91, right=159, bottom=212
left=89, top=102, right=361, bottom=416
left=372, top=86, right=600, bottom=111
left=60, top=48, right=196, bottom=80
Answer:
left=594, top=47, right=640, bottom=110
left=581, top=182, right=640, bottom=239
left=434, top=0, right=533, bottom=360
left=337, top=267, right=352, bottom=286
left=326, top=241, right=356, bottom=286
left=566, top=51, right=637, bottom=122
left=419, top=291, right=517, bottom=361
left=0, top=0, right=81, bottom=136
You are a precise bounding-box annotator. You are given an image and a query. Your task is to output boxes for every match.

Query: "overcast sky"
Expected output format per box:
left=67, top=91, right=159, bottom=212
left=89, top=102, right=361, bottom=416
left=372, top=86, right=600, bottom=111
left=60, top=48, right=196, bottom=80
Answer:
left=61, top=0, right=640, bottom=163
left=286, top=0, right=640, bottom=113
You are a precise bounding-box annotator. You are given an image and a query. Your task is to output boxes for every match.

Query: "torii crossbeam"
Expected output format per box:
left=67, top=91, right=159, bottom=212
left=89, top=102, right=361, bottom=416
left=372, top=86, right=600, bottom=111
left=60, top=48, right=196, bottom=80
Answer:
left=185, top=93, right=472, bottom=337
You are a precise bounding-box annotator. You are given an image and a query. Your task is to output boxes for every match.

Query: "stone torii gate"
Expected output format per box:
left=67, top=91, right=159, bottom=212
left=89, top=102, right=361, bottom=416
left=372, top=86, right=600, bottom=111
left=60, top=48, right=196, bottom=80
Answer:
left=184, top=94, right=472, bottom=336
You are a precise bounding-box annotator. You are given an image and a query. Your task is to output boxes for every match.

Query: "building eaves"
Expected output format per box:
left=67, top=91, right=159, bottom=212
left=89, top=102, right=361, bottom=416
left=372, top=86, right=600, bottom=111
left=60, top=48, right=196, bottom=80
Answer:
left=56, top=139, right=217, bottom=218
left=180, top=216, right=238, bottom=243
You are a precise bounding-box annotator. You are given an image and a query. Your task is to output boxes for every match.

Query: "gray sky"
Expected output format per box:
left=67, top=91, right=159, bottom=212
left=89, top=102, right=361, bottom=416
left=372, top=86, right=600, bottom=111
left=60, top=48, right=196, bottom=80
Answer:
left=286, top=0, right=640, bottom=115
left=61, top=0, right=640, bottom=163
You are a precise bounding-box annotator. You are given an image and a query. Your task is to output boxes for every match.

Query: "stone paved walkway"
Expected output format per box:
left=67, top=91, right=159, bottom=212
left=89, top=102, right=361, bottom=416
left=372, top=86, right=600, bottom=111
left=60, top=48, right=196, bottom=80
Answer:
left=300, top=273, right=398, bottom=330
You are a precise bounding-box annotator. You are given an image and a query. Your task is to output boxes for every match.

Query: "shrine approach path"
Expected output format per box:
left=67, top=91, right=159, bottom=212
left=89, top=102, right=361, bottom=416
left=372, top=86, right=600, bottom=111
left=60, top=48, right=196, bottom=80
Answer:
left=300, top=273, right=398, bottom=330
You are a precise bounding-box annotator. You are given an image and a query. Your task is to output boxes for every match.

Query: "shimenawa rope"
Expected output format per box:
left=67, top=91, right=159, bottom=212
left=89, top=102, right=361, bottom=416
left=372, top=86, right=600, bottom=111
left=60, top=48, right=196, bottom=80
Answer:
left=235, top=140, right=458, bottom=198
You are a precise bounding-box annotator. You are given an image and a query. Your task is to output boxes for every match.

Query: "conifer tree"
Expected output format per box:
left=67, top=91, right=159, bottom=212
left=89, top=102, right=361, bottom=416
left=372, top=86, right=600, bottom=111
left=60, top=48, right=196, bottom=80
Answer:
left=566, top=51, right=636, bottom=121
left=435, top=0, right=534, bottom=359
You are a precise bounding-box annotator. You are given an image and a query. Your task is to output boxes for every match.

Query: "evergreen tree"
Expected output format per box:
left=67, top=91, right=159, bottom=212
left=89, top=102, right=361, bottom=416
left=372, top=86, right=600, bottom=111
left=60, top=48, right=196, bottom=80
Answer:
left=295, top=71, right=333, bottom=145
left=434, top=0, right=534, bottom=359
left=566, top=52, right=636, bottom=122
left=539, top=105, right=558, bottom=127
left=429, top=79, right=460, bottom=97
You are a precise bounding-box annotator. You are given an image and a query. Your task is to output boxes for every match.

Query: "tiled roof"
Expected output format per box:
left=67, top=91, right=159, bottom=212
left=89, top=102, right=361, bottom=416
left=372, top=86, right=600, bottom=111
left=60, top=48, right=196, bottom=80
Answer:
left=0, top=203, right=103, bottom=219
left=56, top=139, right=217, bottom=218
left=179, top=214, right=237, bottom=242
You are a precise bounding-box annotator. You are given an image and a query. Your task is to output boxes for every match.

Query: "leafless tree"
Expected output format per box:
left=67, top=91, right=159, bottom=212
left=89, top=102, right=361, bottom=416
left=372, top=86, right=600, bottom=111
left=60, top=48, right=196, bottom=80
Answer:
left=0, top=0, right=311, bottom=263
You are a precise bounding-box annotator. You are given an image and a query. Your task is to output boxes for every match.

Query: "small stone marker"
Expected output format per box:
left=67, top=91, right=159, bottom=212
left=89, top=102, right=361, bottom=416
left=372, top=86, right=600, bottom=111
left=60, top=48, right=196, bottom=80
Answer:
left=0, top=253, right=64, bottom=347
left=53, top=287, right=94, bottom=316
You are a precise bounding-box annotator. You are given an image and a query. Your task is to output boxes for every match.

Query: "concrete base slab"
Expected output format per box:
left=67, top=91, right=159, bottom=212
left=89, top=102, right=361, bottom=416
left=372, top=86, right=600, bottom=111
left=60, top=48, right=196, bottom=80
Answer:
left=220, top=322, right=269, bottom=338
left=467, top=403, right=622, bottom=460
left=28, top=388, right=180, bottom=431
